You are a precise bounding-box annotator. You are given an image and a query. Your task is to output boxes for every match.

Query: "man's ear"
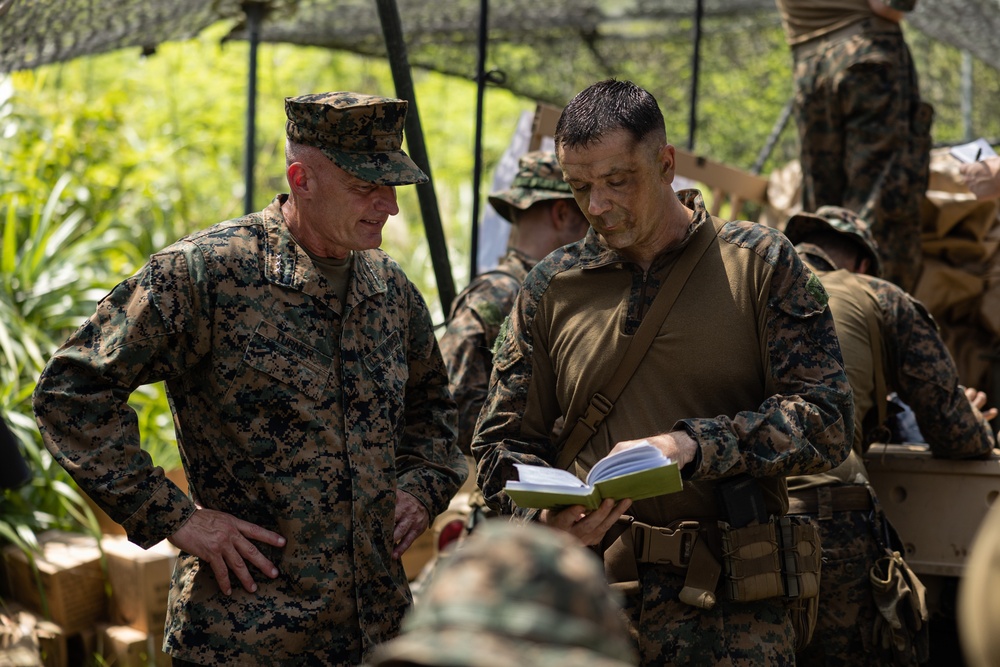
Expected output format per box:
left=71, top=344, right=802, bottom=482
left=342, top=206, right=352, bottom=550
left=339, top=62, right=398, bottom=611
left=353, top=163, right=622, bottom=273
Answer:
left=550, top=200, right=571, bottom=229
left=658, top=143, right=677, bottom=185
left=287, top=162, right=311, bottom=198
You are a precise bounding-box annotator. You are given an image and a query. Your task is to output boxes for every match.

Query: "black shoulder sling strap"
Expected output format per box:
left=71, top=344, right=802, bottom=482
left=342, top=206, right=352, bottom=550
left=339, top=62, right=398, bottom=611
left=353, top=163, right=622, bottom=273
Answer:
left=555, top=217, right=724, bottom=470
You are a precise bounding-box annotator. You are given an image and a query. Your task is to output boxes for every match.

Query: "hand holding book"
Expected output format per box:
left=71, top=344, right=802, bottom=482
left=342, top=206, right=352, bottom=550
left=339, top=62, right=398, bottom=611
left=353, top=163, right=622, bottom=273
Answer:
left=503, top=441, right=683, bottom=510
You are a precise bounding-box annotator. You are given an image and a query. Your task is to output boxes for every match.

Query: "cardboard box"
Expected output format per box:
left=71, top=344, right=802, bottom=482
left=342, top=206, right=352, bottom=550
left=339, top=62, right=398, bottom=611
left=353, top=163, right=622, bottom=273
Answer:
left=34, top=620, right=67, bottom=667
left=2, top=532, right=107, bottom=635
left=102, top=625, right=169, bottom=667
left=0, top=601, right=45, bottom=667
left=0, top=604, right=103, bottom=667
left=100, top=536, right=177, bottom=634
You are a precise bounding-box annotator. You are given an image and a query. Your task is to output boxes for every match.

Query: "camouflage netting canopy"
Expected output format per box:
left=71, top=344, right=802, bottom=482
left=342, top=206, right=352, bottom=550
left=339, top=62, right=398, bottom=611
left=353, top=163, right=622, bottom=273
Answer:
left=2, top=0, right=999, bottom=105
left=4, top=0, right=1000, bottom=174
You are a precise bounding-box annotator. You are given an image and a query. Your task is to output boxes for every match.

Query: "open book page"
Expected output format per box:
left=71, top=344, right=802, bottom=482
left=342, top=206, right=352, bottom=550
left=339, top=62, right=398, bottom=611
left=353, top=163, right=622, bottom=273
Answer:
left=586, top=442, right=673, bottom=484
left=508, top=464, right=589, bottom=494
left=950, top=138, right=998, bottom=164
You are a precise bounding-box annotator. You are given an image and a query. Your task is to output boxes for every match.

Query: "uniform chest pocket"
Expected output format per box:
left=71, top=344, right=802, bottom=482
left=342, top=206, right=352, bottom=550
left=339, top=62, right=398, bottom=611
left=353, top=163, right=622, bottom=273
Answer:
left=234, top=320, right=333, bottom=402
left=363, top=330, right=406, bottom=390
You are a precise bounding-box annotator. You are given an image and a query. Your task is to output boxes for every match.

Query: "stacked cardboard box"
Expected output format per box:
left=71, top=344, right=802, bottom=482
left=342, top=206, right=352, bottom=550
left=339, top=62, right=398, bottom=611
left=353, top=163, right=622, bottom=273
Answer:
left=102, top=624, right=170, bottom=667
left=2, top=530, right=179, bottom=666
left=1, top=531, right=107, bottom=636
left=100, top=536, right=177, bottom=634
left=99, top=536, right=178, bottom=667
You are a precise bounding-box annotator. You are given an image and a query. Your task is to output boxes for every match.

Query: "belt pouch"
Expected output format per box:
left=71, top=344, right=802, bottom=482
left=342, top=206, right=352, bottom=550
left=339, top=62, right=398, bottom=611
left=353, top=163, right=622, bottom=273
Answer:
left=719, top=520, right=784, bottom=602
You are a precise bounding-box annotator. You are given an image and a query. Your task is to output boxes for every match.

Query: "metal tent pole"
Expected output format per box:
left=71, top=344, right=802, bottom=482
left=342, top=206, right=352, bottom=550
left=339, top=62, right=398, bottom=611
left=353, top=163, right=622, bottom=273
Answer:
left=751, top=97, right=794, bottom=175
left=375, top=0, right=456, bottom=314
left=961, top=50, right=974, bottom=141
left=687, top=0, right=703, bottom=151
left=469, top=0, right=490, bottom=283
left=242, top=2, right=265, bottom=215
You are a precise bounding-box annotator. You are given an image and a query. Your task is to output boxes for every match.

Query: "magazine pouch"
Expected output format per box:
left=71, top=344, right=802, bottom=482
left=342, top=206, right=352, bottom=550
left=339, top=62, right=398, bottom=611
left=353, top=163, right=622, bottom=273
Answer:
left=720, top=516, right=821, bottom=602
left=780, top=515, right=822, bottom=651
left=779, top=515, right=822, bottom=600
left=719, top=519, right=785, bottom=602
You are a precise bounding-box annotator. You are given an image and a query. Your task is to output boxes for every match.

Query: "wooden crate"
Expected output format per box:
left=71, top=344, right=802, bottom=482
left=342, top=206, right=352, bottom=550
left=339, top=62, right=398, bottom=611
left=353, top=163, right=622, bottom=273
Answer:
left=2, top=531, right=107, bottom=635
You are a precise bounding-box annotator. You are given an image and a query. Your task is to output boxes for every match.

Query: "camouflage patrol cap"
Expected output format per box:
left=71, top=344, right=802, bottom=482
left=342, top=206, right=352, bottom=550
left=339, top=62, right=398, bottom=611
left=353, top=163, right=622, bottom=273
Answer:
left=784, top=205, right=883, bottom=277
left=284, top=92, right=428, bottom=186
left=488, top=150, right=576, bottom=223
left=368, top=520, right=637, bottom=667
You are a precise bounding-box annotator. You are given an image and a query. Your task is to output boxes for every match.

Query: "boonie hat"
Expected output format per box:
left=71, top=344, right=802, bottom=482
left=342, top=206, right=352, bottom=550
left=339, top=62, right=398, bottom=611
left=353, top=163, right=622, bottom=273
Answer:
left=488, top=150, right=576, bottom=223
left=784, top=205, right=883, bottom=277
left=368, top=520, right=637, bottom=667
left=284, top=91, right=428, bottom=186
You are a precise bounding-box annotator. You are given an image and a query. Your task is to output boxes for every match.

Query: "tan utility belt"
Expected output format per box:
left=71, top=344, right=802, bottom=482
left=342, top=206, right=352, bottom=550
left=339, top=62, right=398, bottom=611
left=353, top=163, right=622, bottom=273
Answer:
left=602, top=515, right=821, bottom=610
left=792, top=16, right=901, bottom=59
left=632, top=520, right=706, bottom=569
left=787, top=484, right=873, bottom=519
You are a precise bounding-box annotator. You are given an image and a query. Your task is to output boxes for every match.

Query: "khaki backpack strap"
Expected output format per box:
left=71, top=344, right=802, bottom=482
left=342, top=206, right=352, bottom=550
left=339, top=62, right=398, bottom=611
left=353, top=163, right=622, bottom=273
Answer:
left=555, top=217, right=724, bottom=470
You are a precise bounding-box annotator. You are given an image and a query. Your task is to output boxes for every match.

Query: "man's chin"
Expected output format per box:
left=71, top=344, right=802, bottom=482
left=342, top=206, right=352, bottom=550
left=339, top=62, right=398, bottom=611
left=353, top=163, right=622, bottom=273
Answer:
left=598, top=230, right=630, bottom=249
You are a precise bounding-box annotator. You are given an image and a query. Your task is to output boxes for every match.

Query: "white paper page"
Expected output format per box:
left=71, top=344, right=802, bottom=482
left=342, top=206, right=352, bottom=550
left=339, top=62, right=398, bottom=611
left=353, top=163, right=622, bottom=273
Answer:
left=949, top=138, right=998, bottom=164
left=588, top=442, right=671, bottom=483
left=511, top=463, right=587, bottom=488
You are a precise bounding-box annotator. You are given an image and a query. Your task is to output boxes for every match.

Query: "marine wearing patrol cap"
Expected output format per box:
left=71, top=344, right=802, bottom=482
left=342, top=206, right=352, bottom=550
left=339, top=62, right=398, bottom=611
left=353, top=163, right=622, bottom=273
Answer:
left=284, top=91, right=428, bottom=186
left=488, top=150, right=575, bottom=224
left=369, top=520, right=637, bottom=667
left=784, top=205, right=883, bottom=277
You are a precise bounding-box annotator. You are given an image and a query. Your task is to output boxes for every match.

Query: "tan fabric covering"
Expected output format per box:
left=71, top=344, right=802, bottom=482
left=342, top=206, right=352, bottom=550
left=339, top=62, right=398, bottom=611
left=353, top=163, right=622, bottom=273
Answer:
left=775, top=0, right=875, bottom=45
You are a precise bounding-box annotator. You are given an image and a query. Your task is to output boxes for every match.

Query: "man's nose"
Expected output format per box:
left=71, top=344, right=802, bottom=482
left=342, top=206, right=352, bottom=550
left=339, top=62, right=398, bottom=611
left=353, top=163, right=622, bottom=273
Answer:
left=375, top=185, right=399, bottom=215
left=588, top=188, right=612, bottom=216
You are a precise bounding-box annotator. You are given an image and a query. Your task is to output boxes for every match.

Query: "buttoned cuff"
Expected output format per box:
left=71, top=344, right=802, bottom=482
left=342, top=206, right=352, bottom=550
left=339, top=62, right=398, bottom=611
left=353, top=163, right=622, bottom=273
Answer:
left=121, top=475, right=197, bottom=549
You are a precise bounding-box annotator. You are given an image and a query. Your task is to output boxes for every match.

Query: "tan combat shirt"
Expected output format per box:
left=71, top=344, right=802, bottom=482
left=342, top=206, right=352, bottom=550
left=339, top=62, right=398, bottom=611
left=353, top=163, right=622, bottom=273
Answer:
left=474, top=190, right=853, bottom=526
left=775, top=0, right=915, bottom=45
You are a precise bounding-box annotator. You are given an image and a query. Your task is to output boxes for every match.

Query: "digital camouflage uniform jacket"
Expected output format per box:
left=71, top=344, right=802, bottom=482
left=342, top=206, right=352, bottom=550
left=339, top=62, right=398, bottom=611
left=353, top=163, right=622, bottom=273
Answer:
left=439, top=249, right=534, bottom=455
left=33, top=195, right=466, bottom=666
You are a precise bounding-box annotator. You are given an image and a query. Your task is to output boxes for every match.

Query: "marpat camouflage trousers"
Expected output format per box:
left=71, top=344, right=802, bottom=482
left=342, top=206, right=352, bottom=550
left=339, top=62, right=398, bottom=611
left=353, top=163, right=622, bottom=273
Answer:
left=622, top=564, right=796, bottom=666
left=792, top=21, right=932, bottom=292
left=794, top=509, right=894, bottom=667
